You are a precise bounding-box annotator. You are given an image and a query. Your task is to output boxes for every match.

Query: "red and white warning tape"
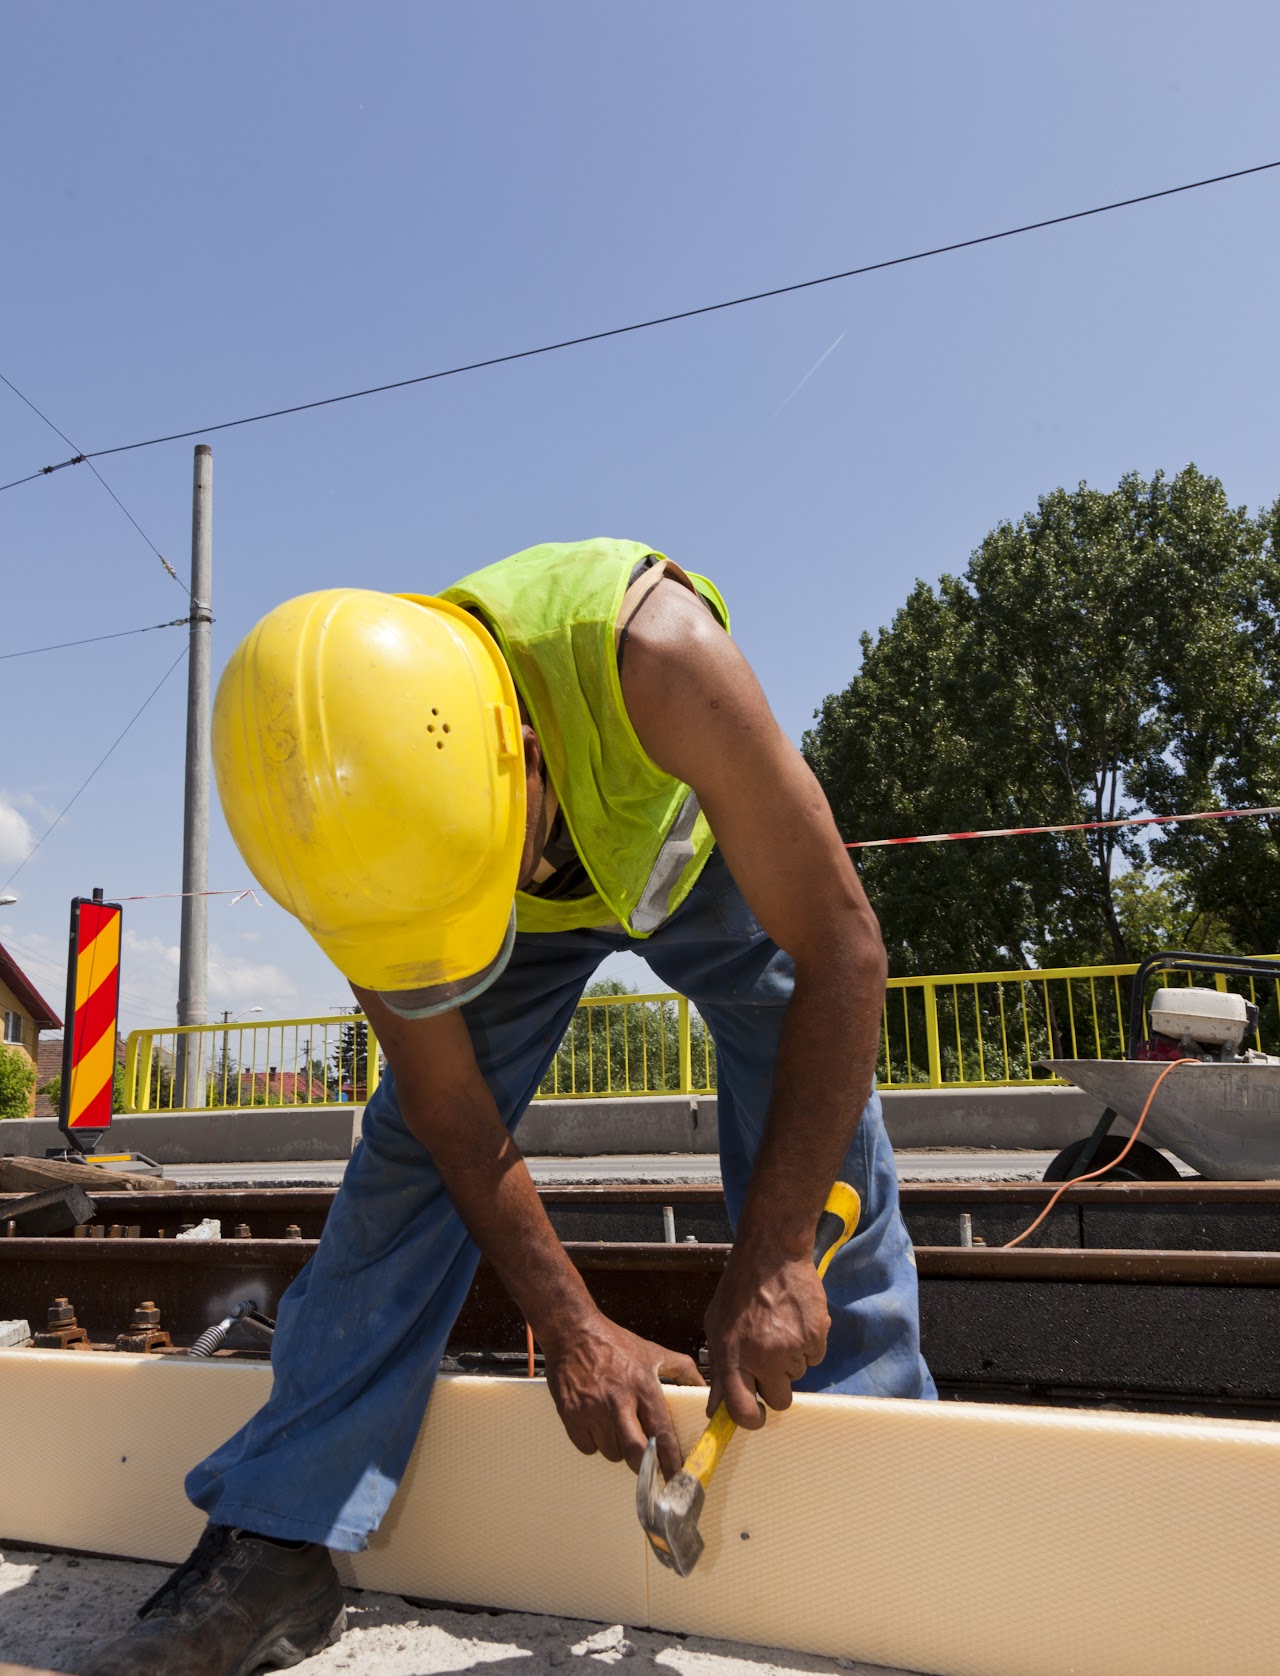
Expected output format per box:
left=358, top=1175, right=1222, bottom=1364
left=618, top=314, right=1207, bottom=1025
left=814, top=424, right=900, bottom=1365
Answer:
left=845, top=804, right=1280, bottom=850
left=110, top=888, right=263, bottom=905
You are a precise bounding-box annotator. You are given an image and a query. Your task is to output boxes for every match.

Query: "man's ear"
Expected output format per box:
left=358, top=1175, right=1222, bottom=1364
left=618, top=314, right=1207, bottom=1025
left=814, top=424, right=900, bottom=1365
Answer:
left=521, top=724, right=541, bottom=778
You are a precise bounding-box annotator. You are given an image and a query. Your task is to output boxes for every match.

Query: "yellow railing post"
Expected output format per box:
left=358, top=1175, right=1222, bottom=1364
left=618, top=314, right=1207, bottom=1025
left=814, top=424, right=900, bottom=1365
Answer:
left=365, top=1025, right=380, bottom=1099
left=678, top=997, right=692, bottom=1095
left=922, top=979, right=943, bottom=1088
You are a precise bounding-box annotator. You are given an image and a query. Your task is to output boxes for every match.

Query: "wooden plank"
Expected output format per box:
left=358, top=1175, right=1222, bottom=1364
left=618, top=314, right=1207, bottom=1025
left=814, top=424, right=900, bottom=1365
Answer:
left=0, top=1156, right=172, bottom=1194
left=1, top=1349, right=1277, bottom=1676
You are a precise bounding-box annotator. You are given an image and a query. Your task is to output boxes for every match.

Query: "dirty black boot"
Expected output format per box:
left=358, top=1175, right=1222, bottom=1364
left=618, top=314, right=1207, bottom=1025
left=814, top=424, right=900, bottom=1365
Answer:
left=82, top=1523, right=347, bottom=1675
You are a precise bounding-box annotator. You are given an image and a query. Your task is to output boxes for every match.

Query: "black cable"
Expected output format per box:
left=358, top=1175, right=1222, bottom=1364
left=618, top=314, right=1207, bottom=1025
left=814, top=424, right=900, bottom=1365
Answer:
left=0, top=617, right=193, bottom=661
left=0, top=370, right=190, bottom=591
left=1, top=646, right=189, bottom=892
left=2, top=157, right=1276, bottom=492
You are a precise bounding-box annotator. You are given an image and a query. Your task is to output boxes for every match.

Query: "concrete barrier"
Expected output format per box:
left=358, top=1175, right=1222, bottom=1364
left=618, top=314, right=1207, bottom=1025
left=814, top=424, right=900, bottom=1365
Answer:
left=879, top=1085, right=1106, bottom=1150
left=0, top=1085, right=1105, bottom=1165
left=0, top=1107, right=362, bottom=1166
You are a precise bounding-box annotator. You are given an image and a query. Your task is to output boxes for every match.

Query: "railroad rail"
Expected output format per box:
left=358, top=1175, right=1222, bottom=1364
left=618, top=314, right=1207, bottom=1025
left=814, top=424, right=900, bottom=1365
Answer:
left=3, top=1182, right=1279, bottom=1419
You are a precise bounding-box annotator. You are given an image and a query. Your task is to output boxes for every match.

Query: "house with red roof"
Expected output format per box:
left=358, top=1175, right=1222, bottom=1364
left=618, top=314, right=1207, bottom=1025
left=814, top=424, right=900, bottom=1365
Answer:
left=0, top=939, right=62, bottom=1118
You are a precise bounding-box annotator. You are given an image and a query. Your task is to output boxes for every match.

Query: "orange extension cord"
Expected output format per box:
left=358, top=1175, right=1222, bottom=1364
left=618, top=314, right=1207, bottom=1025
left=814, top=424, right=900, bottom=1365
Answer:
left=1003, top=1057, right=1197, bottom=1249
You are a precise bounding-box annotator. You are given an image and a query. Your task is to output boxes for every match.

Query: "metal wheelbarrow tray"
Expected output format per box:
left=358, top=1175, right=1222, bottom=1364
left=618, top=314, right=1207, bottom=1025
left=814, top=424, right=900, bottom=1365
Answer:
left=1041, top=1059, right=1280, bottom=1181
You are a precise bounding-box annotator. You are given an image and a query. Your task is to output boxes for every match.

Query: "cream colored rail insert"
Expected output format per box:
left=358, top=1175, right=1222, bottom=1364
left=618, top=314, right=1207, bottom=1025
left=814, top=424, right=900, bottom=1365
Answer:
left=1, top=1352, right=1277, bottom=1676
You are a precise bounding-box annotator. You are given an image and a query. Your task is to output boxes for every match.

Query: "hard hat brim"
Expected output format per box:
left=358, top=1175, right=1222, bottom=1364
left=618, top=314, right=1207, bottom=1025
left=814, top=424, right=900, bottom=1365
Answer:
left=371, top=909, right=517, bottom=1020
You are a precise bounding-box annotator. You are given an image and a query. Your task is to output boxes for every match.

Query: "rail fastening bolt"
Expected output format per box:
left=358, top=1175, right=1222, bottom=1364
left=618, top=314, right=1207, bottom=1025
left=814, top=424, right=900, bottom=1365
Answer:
left=48, top=1297, right=76, bottom=1326
left=285, top=1224, right=302, bottom=1240
left=132, top=1301, right=161, bottom=1328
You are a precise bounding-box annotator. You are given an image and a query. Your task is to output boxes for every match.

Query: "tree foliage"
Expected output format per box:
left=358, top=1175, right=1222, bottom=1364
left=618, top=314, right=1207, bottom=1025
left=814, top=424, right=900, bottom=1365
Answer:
left=541, top=979, right=715, bottom=1095
left=804, top=467, right=1280, bottom=974
left=38, top=1064, right=129, bottom=1117
left=0, top=1047, right=37, bottom=1120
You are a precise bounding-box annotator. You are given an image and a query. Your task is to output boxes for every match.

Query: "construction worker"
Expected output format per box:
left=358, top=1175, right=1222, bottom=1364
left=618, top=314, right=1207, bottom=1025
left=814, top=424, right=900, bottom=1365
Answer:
left=87, top=538, right=934, bottom=1676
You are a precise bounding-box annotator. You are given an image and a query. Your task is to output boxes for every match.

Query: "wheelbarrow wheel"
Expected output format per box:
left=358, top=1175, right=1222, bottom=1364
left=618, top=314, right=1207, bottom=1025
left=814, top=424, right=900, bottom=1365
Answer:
left=1043, top=1135, right=1182, bottom=1183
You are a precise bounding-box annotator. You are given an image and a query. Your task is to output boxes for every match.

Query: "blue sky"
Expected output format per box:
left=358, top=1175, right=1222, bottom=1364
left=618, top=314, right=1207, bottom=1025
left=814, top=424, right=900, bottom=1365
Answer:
left=3, top=2, right=1279, bottom=1035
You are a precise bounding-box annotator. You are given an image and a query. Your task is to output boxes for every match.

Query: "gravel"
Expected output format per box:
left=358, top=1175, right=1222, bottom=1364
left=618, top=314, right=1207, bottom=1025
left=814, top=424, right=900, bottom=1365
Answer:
left=0, top=1548, right=922, bottom=1676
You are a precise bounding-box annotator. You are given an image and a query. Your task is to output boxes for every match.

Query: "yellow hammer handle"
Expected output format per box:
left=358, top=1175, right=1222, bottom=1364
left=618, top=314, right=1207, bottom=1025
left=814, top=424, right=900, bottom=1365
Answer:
left=683, top=1401, right=738, bottom=1487
left=682, top=1183, right=862, bottom=1486
left=814, top=1179, right=861, bottom=1279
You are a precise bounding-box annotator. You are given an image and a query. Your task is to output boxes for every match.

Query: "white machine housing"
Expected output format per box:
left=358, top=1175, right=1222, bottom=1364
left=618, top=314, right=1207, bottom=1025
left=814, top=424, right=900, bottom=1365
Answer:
left=1149, top=986, right=1250, bottom=1052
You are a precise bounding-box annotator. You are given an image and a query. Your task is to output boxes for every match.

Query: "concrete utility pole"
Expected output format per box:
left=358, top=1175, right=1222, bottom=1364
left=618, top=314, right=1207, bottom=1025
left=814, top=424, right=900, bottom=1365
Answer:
left=176, top=444, right=213, bottom=1107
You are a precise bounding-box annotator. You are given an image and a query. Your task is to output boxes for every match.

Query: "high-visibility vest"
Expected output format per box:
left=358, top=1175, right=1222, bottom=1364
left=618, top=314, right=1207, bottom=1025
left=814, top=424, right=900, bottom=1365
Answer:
left=444, top=537, right=729, bottom=936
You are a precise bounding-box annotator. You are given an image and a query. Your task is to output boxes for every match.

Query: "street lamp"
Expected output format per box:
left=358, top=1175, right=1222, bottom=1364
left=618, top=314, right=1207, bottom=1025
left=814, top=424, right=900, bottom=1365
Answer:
left=0, top=895, right=16, bottom=907
left=219, top=1007, right=263, bottom=1105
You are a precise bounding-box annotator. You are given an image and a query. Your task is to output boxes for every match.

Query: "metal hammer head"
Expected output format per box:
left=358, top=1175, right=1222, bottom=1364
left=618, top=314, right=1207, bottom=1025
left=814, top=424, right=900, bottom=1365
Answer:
left=636, top=1437, right=707, bottom=1578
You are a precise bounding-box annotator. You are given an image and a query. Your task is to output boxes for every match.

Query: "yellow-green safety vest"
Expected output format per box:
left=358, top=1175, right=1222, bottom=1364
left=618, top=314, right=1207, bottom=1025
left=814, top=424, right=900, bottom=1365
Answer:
left=443, top=537, right=729, bottom=936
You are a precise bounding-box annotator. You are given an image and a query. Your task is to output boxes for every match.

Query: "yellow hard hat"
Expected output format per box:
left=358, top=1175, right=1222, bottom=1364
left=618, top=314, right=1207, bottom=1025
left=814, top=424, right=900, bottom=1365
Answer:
left=212, top=588, right=526, bottom=1016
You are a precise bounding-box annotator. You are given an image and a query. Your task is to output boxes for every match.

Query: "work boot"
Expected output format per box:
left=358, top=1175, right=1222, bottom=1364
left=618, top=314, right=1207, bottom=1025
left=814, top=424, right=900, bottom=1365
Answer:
left=82, top=1523, right=347, bottom=1675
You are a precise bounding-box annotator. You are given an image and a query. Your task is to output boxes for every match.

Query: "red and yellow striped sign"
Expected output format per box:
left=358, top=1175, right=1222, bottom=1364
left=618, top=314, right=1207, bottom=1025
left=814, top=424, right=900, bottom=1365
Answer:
left=59, top=896, right=123, bottom=1138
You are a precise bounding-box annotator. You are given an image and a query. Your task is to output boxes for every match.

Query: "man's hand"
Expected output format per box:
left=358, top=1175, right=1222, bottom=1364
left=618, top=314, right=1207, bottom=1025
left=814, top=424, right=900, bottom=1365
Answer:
left=703, top=1249, right=830, bottom=1427
left=542, top=1312, right=705, bottom=1479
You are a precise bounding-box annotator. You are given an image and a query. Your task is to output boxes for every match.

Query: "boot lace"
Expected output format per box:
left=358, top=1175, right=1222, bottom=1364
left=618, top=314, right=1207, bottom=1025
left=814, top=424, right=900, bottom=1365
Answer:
left=137, top=1524, right=237, bottom=1620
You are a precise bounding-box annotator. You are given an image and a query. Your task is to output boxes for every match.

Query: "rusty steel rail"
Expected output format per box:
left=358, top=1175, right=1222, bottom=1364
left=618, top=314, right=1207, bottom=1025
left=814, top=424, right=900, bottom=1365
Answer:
left=4, top=1232, right=1280, bottom=1416
left=9, top=1178, right=1280, bottom=1252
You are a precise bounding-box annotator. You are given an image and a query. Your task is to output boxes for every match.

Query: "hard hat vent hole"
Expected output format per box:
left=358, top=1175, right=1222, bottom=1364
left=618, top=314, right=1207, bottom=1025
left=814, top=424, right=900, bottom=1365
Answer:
left=431, top=707, right=439, bottom=716
left=436, top=740, right=445, bottom=750
left=442, top=722, right=451, bottom=733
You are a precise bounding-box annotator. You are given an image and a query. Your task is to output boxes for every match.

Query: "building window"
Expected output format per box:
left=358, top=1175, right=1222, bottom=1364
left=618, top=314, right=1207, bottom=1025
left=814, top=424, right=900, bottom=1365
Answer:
left=3, top=1011, right=23, bottom=1045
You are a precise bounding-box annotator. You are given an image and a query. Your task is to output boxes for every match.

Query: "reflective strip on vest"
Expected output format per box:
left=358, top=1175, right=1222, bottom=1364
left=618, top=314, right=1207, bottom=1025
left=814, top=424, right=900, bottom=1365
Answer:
left=628, top=791, right=703, bottom=934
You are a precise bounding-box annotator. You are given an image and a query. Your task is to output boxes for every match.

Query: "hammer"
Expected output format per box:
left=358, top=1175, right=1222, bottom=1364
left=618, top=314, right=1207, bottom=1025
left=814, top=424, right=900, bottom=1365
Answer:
left=636, top=1179, right=861, bottom=1577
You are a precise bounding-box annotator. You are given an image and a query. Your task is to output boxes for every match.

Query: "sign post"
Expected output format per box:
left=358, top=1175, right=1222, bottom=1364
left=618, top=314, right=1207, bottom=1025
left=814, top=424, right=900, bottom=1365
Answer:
left=58, top=888, right=123, bottom=1156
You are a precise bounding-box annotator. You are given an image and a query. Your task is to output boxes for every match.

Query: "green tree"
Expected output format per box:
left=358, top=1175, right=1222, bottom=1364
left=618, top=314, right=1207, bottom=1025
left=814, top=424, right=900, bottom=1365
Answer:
left=0, top=1047, right=37, bottom=1119
left=1134, top=493, right=1280, bottom=953
left=804, top=467, right=1273, bottom=974
left=541, top=979, right=715, bottom=1095
left=39, top=1064, right=129, bottom=1117
left=331, top=1019, right=369, bottom=1100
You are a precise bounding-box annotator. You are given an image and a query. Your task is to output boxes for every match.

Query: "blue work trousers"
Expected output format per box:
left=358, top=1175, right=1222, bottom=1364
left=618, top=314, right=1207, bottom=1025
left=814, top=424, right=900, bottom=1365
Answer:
left=187, top=850, right=935, bottom=1550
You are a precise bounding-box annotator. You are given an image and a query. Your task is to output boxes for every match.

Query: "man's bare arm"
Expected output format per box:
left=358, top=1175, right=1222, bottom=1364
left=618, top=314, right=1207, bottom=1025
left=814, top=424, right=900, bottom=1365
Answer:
left=620, top=581, right=887, bottom=1425
left=354, top=988, right=701, bottom=1473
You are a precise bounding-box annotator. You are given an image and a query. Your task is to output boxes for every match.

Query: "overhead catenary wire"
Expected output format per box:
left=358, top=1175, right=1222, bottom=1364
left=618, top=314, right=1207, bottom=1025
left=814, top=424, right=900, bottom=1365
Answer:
left=0, top=370, right=189, bottom=591
left=0, top=645, right=189, bottom=893
left=0, top=616, right=195, bottom=661
left=1, top=157, right=1277, bottom=493
left=0, top=932, right=169, bottom=1019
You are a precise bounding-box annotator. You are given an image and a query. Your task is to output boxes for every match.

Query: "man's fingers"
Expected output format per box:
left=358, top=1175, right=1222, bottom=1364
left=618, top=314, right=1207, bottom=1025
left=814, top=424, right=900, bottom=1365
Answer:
left=612, top=1406, right=654, bottom=1474
left=563, top=1418, right=599, bottom=1458
left=655, top=1349, right=706, bottom=1388
left=805, top=1323, right=830, bottom=1367
left=756, top=1369, right=794, bottom=1413
left=720, top=1367, right=766, bottom=1429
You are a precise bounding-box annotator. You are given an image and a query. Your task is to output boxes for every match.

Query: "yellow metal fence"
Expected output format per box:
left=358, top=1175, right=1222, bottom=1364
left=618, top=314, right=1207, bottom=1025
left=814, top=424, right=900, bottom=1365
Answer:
left=123, top=1015, right=382, bottom=1113
left=122, top=959, right=1280, bottom=1112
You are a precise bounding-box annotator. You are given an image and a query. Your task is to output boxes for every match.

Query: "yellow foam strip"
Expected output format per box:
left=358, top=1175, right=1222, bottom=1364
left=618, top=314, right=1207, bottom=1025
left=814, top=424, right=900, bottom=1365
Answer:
left=1, top=1351, right=1278, bottom=1676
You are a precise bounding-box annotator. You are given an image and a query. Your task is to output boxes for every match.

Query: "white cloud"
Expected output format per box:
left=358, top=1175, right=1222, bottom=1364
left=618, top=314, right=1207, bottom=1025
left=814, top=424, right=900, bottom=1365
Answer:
left=119, top=931, right=295, bottom=1012
left=12, top=790, right=59, bottom=824
left=208, top=945, right=297, bottom=1007
left=0, top=792, right=36, bottom=867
